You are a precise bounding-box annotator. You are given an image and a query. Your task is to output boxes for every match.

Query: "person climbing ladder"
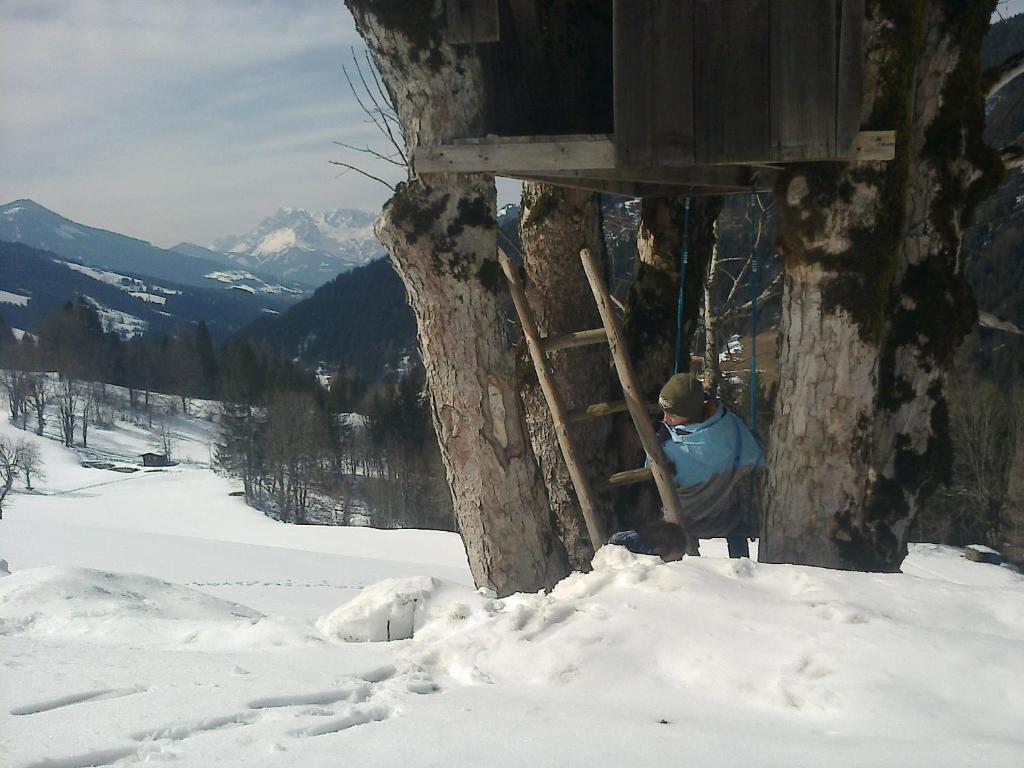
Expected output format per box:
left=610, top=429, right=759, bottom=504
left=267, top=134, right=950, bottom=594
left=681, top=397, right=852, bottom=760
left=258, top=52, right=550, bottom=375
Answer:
left=654, top=372, right=763, bottom=558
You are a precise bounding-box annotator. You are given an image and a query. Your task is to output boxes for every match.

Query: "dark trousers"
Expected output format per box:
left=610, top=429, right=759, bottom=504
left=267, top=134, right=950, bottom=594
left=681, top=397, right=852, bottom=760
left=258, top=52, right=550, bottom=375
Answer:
left=726, top=535, right=750, bottom=559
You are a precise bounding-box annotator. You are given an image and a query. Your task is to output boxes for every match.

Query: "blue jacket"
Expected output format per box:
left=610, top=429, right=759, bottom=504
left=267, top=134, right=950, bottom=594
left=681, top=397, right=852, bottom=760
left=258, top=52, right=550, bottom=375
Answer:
left=655, top=402, right=763, bottom=537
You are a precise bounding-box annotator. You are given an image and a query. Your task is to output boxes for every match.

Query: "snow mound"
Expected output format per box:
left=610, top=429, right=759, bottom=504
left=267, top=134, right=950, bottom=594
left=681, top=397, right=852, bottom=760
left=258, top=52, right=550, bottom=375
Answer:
left=382, top=544, right=1024, bottom=729
left=0, top=566, right=317, bottom=649
left=317, top=576, right=483, bottom=642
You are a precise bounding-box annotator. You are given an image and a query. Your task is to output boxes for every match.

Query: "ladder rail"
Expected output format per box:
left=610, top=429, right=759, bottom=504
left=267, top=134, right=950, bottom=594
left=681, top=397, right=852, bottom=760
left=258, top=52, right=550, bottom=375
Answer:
left=579, top=247, right=699, bottom=555
left=497, top=246, right=608, bottom=548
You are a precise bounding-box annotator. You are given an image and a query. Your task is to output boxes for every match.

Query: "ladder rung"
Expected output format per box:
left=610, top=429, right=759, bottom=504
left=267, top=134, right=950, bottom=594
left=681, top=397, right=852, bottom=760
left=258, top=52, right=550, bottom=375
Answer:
left=607, top=467, right=654, bottom=487
left=540, top=328, right=607, bottom=354
left=567, top=400, right=629, bottom=423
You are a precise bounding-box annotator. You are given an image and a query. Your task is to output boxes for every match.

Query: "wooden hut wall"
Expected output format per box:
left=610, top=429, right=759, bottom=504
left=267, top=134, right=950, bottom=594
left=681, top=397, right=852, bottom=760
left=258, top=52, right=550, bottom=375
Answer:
left=476, top=0, right=614, bottom=138
left=614, top=0, right=865, bottom=168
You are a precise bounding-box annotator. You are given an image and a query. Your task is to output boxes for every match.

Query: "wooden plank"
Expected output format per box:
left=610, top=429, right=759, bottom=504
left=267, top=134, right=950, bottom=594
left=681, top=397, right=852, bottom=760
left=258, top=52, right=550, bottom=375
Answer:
left=517, top=162, right=773, bottom=189
left=445, top=0, right=500, bottom=44
left=614, top=0, right=695, bottom=168
left=836, top=0, right=865, bottom=157
left=853, top=130, right=895, bottom=161
left=694, top=0, right=770, bottom=165
left=510, top=175, right=709, bottom=199
left=607, top=467, right=653, bottom=487
left=579, top=247, right=698, bottom=555
left=567, top=400, right=630, bottom=424
left=498, top=247, right=608, bottom=548
left=770, top=0, right=837, bottom=161
left=414, top=136, right=616, bottom=174
left=540, top=328, right=608, bottom=354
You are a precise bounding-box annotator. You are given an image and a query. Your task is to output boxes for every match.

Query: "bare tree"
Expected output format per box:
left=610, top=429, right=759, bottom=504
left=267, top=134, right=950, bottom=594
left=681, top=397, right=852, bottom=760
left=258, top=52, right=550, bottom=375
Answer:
left=79, top=383, right=97, bottom=448
left=19, top=442, right=44, bottom=491
left=0, top=369, right=29, bottom=429
left=0, top=436, right=31, bottom=518
left=153, top=419, right=175, bottom=462
left=25, top=373, right=50, bottom=436
left=56, top=377, right=78, bottom=448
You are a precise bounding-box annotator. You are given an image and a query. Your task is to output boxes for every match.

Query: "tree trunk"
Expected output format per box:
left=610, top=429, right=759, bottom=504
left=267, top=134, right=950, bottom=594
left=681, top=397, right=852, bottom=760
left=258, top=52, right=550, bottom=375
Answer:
left=516, top=182, right=612, bottom=569
left=347, top=1, right=570, bottom=595
left=613, top=195, right=721, bottom=530
left=1002, top=395, right=1024, bottom=566
left=762, top=1, right=1002, bottom=571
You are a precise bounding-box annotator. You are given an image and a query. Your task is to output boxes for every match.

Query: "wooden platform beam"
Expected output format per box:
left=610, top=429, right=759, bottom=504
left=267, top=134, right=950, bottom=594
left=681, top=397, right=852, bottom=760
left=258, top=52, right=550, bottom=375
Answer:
left=414, top=131, right=893, bottom=176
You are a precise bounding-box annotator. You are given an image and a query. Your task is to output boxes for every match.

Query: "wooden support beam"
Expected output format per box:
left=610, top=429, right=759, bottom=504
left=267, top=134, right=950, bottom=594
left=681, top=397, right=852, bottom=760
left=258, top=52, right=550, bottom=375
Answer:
left=567, top=400, right=630, bottom=424
left=540, top=328, right=607, bottom=354
left=498, top=246, right=607, bottom=548
left=509, top=175, right=708, bottom=199
left=415, top=131, right=893, bottom=175
left=579, top=247, right=697, bottom=556
left=522, top=164, right=770, bottom=186
left=416, top=135, right=615, bottom=174
left=607, top=467, right=653, bottom=487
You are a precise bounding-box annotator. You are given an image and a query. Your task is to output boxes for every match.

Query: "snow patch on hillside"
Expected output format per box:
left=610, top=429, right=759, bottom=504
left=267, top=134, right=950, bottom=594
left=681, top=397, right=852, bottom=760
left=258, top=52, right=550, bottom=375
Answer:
left=81, top=296, right=147, bottom=337
left=0, top=290, right=30, bottom=306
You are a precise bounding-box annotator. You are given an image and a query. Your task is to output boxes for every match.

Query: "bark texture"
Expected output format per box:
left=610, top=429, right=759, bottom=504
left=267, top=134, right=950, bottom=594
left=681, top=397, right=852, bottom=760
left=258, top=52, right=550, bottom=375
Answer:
left=763, top=0, right=1002, bottom=571
left=347, top=0, right=569, bottom=595
left=517, top=183, right=612, bottom=568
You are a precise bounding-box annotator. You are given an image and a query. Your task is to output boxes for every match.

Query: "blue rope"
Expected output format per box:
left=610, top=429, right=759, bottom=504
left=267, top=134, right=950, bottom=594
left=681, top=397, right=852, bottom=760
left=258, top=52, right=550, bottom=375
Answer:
left=748, top=190, right=759, bottom=431
left=674, top=196, right=691, bottom=374
left=747, top=188, right=760, bottom=541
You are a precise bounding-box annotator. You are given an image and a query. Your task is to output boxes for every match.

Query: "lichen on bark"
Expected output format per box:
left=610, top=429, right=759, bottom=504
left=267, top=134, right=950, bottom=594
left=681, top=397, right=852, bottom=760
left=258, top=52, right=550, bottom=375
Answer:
left=764, top=0, right=1003, bottom=571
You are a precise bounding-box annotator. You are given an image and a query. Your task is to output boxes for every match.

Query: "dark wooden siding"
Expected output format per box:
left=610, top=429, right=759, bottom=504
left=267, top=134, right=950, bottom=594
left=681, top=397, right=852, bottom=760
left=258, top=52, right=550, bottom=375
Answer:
left=478, top=0, right=614, bottom=138
left=694, top=0, right=771, bottom=165
left=613, top=0, right=695, bottom=167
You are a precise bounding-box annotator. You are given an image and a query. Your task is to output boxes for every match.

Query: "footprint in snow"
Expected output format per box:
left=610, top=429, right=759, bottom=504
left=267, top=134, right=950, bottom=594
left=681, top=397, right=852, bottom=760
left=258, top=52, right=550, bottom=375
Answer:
left=10, top=686, right=146, bottom=716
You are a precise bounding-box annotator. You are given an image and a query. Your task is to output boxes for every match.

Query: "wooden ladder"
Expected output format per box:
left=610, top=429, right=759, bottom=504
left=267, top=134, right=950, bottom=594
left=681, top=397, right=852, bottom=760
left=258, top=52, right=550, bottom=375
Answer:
left=497, top=245, right=696, bottom=555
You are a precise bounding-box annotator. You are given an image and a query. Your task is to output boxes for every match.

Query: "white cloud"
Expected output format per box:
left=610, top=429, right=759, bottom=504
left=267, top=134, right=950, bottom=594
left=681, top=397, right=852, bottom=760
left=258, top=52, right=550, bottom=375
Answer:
left=0, top=0, right=390, bottom=245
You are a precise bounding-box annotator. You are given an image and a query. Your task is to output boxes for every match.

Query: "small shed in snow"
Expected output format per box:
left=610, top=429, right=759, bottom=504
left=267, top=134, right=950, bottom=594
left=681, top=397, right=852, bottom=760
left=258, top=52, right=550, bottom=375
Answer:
left=417, top=0, right=893, bottom=197
left=140, top=452, right=171, bottom=468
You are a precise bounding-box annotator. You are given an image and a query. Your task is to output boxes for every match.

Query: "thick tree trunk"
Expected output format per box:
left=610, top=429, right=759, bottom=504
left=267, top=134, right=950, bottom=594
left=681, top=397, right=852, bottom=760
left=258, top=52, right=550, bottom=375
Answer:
left=517, top=183, right=612, bottom=568
left=762, top=1, right=1001, bottom=571
left=613, top=196, right=721, bottom=530
left=348, top=1, right=569, bottom=595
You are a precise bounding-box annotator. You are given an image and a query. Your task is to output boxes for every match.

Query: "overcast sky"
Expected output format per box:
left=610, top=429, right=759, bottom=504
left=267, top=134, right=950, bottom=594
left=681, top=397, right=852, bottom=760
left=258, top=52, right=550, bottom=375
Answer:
left=2, top=1, right=1023, bottom=249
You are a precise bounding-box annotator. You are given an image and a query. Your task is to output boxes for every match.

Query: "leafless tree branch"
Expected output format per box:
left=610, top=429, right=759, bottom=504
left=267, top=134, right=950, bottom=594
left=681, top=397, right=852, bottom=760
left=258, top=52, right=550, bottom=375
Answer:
left=329, top=160, right=397, bottom=191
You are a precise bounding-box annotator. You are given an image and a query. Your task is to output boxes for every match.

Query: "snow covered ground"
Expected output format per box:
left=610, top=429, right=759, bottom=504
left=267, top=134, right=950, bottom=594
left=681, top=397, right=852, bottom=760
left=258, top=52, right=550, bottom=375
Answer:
left=1, top=405, right=1022, bottom=767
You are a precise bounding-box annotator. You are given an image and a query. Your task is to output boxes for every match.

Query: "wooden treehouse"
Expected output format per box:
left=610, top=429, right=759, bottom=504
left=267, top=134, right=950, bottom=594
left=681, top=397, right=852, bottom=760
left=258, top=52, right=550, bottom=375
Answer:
left=416, top=0, right=894, bottom=197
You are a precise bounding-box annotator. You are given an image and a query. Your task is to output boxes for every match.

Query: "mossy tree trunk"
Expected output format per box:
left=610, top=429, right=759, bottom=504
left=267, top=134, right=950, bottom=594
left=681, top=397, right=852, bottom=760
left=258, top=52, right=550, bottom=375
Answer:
left=762, top=0, right=1002, bottom=571
left=612, top=196, right=721, bottom=530
left=517, top=183, right=612, bottom=569
left=346, top=0, right=570, bottom=595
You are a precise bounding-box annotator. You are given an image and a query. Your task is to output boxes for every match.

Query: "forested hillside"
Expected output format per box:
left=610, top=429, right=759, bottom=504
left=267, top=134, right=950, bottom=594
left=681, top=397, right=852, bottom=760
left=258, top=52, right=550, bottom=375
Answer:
left=237, top=258, right=416, bottom=379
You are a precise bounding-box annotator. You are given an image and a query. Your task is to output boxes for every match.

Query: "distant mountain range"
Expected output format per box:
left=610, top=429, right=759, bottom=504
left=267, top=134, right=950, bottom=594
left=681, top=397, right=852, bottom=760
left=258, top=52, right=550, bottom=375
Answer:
left=0, top=240, right=291, bottom=340
left=204, top=207, right=385, bottom=288
left=0, top=200, right=306, bottom=297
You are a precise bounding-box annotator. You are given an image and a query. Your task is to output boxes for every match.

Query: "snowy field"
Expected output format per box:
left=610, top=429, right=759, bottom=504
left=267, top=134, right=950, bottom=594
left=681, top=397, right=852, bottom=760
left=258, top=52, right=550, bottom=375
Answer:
left=1, top=404, right=1023, bottom=767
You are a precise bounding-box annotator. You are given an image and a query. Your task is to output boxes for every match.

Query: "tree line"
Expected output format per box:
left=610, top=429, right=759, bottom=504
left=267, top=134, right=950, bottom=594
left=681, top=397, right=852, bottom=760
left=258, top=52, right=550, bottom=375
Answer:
left=0, top=300, right=453, bottom=532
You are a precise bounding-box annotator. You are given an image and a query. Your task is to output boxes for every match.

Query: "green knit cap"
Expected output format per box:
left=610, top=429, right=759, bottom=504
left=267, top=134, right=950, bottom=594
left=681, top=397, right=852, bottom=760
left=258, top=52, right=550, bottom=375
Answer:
left=658, top=373, right=705, bottom=420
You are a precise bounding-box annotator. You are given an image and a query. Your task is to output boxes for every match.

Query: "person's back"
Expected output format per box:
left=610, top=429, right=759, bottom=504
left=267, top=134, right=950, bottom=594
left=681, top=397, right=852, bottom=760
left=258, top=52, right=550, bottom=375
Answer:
left=655, top=373, right=763, bottom=556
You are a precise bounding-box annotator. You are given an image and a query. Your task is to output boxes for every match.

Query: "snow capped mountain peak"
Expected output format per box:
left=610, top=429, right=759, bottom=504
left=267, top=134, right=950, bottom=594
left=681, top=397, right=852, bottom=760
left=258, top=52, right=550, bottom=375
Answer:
left=212, top=207, right=383, bottom=288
